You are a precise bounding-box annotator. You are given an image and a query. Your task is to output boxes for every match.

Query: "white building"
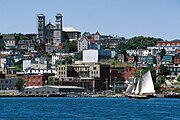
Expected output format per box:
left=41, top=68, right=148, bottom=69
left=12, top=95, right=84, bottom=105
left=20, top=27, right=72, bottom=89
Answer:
left=83, top=50, right=99, bottom=62
left=127, top=49, right=153, bottom=56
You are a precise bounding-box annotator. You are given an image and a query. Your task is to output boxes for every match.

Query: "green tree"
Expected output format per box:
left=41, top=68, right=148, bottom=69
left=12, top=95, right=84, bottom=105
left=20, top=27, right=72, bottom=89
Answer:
left=159, top=64, right=169, bottom=75
left=65, top=40, right=77, bottom=53
left=64, top=56, right=72, bottom=64
left=117, top=42, right=127, bottom=54
left=48, top=77, right=54, bottom=85
left=16, top=78, right=24, bottom=91
left=74, top=51, right=83, bottom=60
left=177, top=76, right=180, bottom=82
left=0, top=45, right=5, bottom=50
left=42, top=51, right=52, bottom=58
left=154, top=83, right=161, bottom=91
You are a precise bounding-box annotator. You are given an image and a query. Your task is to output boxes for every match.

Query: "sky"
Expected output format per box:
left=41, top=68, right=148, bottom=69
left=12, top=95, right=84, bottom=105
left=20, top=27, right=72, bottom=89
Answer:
left=0, top=0, right=180, bottom=40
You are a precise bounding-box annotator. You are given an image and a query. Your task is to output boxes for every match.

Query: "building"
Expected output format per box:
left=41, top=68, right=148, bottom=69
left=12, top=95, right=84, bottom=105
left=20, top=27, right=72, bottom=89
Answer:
left=156, top=41, right=180, bottom=46
left=17, top=39, right=35, bottom=53
left=78, top=32, right=101, bottom=52
left=101, top=35, right=125, bottom=49
left=0, top=78, right=17, bottom=90
left=174, top=54, right=180, bottom=64
left=23, top=73, right=54, bottom=87
left=23, top=58, right=47, bottom=72
left=62, top=27, right=81, bottom=42
left=56, top=63, right=110, bottom=91
left=83, top=49, right=111, bottom=62
left=38, top=13, right=63, bottom=45
left=23, top=85, right=85, bottom=96
left=3, top=34, right=17, bottom=50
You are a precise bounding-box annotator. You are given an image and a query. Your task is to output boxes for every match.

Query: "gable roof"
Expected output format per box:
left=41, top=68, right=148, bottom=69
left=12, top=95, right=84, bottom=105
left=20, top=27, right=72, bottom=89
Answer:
left=45, top=22, right=55, bottom=29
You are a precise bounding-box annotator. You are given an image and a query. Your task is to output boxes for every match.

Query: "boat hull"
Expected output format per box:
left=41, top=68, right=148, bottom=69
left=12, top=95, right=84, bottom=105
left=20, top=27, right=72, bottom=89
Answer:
left=127, top=94, right=156, bottom=100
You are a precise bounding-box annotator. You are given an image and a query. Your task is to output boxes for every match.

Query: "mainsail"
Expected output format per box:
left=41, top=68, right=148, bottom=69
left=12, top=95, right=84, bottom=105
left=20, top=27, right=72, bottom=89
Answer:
left=140, top=70, right=155, bottom=94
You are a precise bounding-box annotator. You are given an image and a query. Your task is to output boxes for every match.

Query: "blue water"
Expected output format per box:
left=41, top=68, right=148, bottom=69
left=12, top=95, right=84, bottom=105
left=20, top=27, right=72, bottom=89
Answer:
left=0, top=97, right=179, bottom=120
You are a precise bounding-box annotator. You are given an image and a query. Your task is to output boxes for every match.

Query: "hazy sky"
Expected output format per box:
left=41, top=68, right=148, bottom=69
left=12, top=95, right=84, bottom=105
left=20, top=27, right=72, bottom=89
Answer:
left=0, top=0, right=180, bottom=40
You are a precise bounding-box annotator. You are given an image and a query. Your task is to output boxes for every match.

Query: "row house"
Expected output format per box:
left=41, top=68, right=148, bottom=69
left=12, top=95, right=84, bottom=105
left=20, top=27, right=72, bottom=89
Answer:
left=3, top=35, right=17, bottom=50
left=0, top=50, right=16, bottom=57
left=127, top=49, right=155, bottom=56
left=24, top=68, right=56, bottom=75
left=147, top=46, right=180, bottom=54
left=17, top=40, right=35, bottom=54
left=101, top=35, right=125, bottom=49
left=78, top=32, right=101, bottom=52
left=156, top=41, right=180, bottom=46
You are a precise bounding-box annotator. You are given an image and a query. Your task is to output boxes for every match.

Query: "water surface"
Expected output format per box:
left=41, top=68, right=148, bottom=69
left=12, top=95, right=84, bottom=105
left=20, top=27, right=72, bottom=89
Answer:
left=0, top=97, right=179, bottom=120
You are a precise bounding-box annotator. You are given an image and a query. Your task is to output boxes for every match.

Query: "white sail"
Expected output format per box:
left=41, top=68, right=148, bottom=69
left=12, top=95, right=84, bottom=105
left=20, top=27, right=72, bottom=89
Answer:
left=140, top=70, right=155, bottom=94
left=134, top=79, right=140, bottom=94
left=126, top=84, right=134, bottom=93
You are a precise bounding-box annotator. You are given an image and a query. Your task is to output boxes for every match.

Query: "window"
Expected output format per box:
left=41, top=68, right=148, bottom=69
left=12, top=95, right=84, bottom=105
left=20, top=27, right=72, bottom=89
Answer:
left=93, top=67, right=96, bottom=70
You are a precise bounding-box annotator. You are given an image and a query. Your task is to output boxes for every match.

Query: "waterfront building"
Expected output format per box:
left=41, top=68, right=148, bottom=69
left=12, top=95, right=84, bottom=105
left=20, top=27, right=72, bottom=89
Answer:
left=0, top=78, right=17, bottom=90
left=24, top=73, right=54, bottom=87
left=23, top=85, right=85, bottom=96
left=56, top=63, right=110, bottom=91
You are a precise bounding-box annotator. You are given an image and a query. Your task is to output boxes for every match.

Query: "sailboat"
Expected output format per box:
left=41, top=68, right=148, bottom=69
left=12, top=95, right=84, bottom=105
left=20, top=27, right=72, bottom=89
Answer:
left=126, top=70, right=156, bottom=99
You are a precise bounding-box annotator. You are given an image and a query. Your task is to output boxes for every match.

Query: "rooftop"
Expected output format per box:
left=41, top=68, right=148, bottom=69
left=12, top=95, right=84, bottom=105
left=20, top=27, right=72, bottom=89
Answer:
left=62, top=27, right=80, bottom=32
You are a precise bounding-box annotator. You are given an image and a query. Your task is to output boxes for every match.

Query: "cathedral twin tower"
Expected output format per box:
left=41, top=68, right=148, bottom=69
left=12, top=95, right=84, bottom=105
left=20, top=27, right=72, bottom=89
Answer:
left=38, top=13, right=63, bottom=45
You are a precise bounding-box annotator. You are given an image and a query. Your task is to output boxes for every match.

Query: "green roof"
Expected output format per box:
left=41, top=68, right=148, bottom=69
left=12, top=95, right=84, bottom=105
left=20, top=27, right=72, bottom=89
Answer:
left=161, top=55, right=172, bottom=62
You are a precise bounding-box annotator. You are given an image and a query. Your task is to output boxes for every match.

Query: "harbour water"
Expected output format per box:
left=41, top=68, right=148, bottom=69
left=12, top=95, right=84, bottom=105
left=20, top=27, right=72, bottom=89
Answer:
left=0, top=97, right=179, bottom=119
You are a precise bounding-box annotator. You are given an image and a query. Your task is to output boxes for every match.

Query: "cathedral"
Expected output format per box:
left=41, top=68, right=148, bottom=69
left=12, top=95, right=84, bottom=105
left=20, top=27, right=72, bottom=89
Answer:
left=38, top=13, right=63, bottom=45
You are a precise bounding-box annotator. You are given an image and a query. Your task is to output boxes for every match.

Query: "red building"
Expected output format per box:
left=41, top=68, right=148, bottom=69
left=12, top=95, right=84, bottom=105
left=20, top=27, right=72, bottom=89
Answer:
left=156, top=41, right=180, bottom=46
left=124, top=67, right=142, bottom=80
left=23, top=74, right=54, bottom=87
left=24, top=74, right=44, bottom=87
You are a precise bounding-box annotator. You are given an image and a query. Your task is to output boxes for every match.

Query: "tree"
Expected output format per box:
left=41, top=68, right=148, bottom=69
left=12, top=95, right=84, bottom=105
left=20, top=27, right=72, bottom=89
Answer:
left=117, top=42, right=127, bottom=54
left=16, top=78, right=24, bottom=91
left=48, top=77, right=54, bottom=85
left=0, top=45, right=5, bottom=50
left=65, top=40, right=77, bottom=53
left=177, top=76, right=180, bottom=82
left=159, top=64, right=169, bottom=75
left=63, top=56, right=72, bottom=64
left=74, top=51, right=83, bottom=60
